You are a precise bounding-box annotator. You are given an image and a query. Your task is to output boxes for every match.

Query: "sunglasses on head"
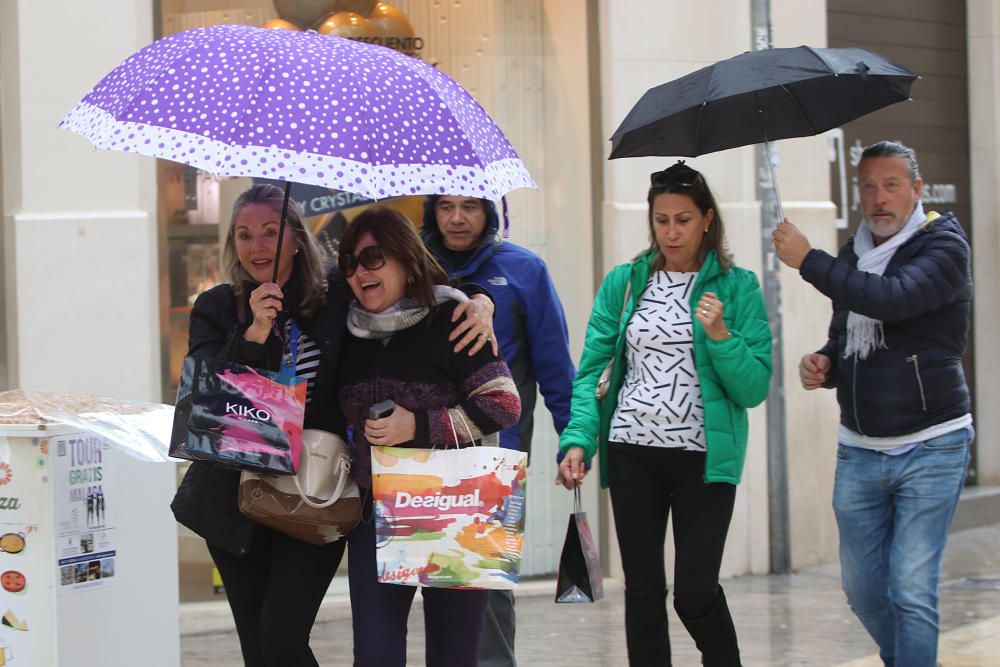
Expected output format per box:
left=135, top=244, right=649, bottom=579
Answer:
left=338, top=245, right=386, bottom=277
left=650, top=161, right=702, bottom=188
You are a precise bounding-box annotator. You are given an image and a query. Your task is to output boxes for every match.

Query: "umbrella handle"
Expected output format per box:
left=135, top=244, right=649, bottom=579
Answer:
left=763, top=139, right=786, bottom=223
left=272, top=181, right=294, bottom=284
left=754, top=97, right=786, bottom=223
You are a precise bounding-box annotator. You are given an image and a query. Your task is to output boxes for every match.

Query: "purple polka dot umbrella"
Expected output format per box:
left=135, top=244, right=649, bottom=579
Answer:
left=60, top=24, right=535, bottom=202
left=61, top=24, right=534, bottom=280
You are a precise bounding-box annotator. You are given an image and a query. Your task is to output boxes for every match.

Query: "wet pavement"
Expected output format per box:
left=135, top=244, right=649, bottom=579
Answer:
left=181, top=521, right=1000, bottom=666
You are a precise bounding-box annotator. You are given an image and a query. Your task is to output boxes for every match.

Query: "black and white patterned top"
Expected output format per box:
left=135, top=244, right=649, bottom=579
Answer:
left=609, top=271, right=706, bottom=451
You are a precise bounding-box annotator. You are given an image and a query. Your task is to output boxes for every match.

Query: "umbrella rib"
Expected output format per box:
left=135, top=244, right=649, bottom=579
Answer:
left=224, top=29, right=282, bottom=159
left=404, top=61, right=501, bottom=198
left=345, top=44, right=385, bottom=200
left=802, top=45, right=837, bottom=75
left=694, top=102, right=706, bottom=156
left=778, top=84, right=819, bottom=135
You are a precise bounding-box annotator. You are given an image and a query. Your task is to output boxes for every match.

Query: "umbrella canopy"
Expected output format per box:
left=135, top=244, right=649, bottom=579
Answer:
left=609, top=45, right=917, bottom=159
left=60, top=24, right=534, bottom=201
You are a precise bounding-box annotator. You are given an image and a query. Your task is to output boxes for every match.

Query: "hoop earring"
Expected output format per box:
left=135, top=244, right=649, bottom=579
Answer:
left=406, top=276, right=415, bottom=284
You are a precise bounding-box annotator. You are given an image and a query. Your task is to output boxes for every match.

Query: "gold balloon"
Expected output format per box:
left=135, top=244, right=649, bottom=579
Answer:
left=317, top=11, right=379, bottom=38
left=336, top=0, right=377, bottom=15
left=262, top=18, right=302, bottom=31
left=368, top=2, right=415, bottom=38
left=273, top=0, right=339, bottom=28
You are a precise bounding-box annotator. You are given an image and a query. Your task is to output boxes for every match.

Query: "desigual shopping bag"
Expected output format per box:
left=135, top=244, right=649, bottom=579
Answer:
left=554, top=487, right=604, bottom=603
left=371, top=443, right=527, bottom=589
left=169, top=356, right=306, bottom=475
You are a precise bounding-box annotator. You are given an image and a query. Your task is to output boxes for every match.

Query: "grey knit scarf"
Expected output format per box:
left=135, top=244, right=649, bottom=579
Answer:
left=347, top=285, right=468, bottom=339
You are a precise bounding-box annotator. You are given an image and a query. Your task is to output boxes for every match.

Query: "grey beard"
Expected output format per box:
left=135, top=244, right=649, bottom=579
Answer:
left=865, top=218, right=906, bottom=239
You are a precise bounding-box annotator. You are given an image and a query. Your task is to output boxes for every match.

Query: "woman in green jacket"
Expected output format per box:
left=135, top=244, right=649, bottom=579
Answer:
left=558, top=162, right=772, bottom=666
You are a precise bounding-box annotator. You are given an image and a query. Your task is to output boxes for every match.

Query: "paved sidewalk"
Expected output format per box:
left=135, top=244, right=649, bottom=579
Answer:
left=181, top=522, right=1000, bottom=666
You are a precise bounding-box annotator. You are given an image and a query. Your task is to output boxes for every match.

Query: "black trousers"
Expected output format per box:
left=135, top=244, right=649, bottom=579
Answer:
left=208, top=523, right=347, bottom=667
left=608, top=442, right=741, bottom=667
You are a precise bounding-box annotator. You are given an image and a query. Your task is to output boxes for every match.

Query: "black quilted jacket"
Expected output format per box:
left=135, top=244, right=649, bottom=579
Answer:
left=799, top=211, right=972, bottom=437
left=170, top=265, right=350, bottom=556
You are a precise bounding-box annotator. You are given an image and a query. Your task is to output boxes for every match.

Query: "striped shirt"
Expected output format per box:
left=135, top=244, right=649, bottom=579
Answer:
left=282, top=320, right=321, bottom=404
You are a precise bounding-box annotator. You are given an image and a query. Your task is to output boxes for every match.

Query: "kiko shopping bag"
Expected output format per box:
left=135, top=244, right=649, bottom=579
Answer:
left=169, top=322, right=306, bottom=475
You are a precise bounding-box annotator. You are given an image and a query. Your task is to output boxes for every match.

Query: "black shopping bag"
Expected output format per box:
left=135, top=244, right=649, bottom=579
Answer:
left=169, top=356, right=306, bottom=475
left=555, top=487, right=604, bottom=603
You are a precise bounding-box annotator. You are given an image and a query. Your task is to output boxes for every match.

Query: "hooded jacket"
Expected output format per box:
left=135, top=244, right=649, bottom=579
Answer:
left=421, top=196, right=575, bottom=453
left=558, top=250, right=772, bottom=489
left=799, top=210, right=972, bottom=437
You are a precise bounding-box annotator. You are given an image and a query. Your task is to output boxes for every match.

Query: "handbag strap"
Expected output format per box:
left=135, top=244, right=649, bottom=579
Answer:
left=446, top=410, right=477, bottom=448
left=292, top=452, right=351, bottom=508
left=617, top=279, right=632, bottom=323
left=602, top=278, right=633, bottom=381
left=234, top=292, right=300, bottom=382
left=277, top=320, right=300, bottom=384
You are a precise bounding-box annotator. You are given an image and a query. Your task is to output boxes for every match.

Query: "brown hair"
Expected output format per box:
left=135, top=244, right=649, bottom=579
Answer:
left=222, top=183, right=328, bottom=317
left=339, top=206, right=449, bottom=308
left=646, top=162, right=733, bottom=273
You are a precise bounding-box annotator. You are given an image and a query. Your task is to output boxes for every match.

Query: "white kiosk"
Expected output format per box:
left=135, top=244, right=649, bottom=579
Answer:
left=0, top=392, right=179, bottom=667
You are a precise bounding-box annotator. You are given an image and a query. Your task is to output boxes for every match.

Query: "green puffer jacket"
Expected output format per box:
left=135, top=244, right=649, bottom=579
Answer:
left=559, top=250, right=772, bottom=488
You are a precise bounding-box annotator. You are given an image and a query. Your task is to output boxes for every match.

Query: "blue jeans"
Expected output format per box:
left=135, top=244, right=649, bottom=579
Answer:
left=833, top=427, right=972, bottom=667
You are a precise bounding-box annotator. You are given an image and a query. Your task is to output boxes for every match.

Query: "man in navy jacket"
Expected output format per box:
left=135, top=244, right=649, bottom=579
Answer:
left=773, top=141, right=973, bottom=667
left=423, top=194, right=576, bottom=667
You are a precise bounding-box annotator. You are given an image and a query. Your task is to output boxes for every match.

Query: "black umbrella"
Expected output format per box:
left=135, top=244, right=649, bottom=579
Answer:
left=610, top=45, right=917, bottom=160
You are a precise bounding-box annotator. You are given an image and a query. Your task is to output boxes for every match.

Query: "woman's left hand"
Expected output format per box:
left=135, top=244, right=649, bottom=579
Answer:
left=695, top=292, right=731, bottom=341
left=365, top=405, right=416, bottom=447
left=449, top=294, right=498, bottom=356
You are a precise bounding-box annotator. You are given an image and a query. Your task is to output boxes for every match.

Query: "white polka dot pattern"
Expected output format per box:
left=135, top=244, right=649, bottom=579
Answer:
left=59, top=24, right=535, bottom=201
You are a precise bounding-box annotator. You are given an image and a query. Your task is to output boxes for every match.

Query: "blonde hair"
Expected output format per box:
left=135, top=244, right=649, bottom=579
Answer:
left=222, top=184, right=328, bottom=317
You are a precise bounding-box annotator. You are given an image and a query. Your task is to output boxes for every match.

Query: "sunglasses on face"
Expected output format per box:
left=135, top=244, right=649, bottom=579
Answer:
left=650, top=162, right=702, bottom=188
left=339, top=245, right=387, bottom=277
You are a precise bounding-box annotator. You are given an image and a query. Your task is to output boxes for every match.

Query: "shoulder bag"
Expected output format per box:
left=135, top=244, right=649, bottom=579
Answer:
left=594, top=279, right=632, bottom=400
left=238, top=428, right=361, bottom=544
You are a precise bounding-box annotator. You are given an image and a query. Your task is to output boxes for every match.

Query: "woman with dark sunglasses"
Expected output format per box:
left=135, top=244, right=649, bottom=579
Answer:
left=336, top=206, right=521, bottom=666
left=170, top=185, right=496, bottom=667
left=557, top=163, right=773, bottom=666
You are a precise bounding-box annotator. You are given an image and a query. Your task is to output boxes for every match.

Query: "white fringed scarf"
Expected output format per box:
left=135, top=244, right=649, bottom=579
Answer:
left=843, top=202, right=926, bottom=360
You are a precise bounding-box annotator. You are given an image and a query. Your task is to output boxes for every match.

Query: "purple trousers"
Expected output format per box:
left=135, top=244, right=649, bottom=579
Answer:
left=348, top=507, right=489, bottom=666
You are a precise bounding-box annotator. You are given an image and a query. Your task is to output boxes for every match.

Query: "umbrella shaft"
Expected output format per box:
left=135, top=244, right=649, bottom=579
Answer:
left=763, top=140, right=785, bottom=222
left=272, top=182, right=293, bottom=284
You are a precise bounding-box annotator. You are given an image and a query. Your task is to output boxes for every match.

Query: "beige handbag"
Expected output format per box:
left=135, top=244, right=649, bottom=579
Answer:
left=238, top=429, right=361, bottom=545
left=595, top=281, right=632, bottom=400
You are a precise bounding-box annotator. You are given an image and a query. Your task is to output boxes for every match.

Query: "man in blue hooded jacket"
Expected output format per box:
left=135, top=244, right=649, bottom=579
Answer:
left=422, top=194, right=576, bottom=667
left=773, top=141, right=973, bottom=667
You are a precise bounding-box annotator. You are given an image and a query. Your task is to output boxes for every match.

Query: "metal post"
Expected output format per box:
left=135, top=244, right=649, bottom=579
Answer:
left=751, top=0, right=791, bottom=574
